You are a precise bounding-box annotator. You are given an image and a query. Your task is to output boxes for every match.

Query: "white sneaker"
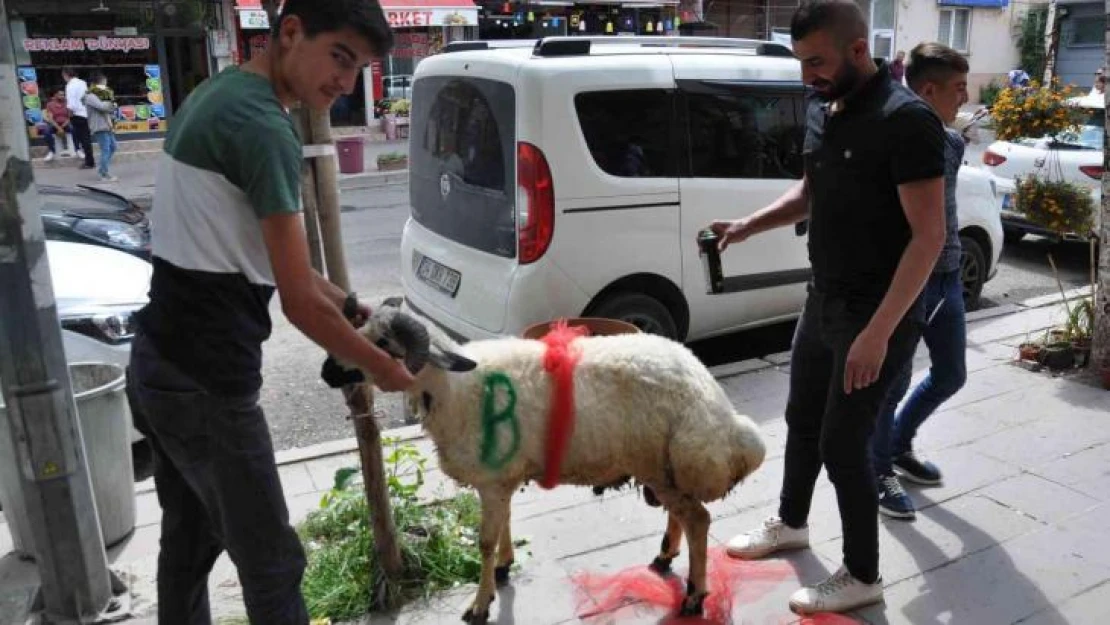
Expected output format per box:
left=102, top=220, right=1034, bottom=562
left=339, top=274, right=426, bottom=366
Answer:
left=99, top=174, right=119, bottom=183
left=789, top=565, right=884, bottom=615
left=726, top=516, right=810, bottom=559
left=76, top=150, right=85, bottom=160
left=44, top=152, right=55, bottom=162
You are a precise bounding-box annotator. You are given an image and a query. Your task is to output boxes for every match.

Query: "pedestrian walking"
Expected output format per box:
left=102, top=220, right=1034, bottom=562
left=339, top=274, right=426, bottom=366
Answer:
left=84, top=74, right=119, bottom=182
left=870, top=42, right=970, bottom=520
left=710, top=0, right=947, bottom=615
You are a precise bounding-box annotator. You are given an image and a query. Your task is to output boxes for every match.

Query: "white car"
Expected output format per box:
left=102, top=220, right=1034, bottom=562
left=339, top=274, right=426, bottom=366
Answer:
left=2, top=241, right=151, bottom=467
left=399, top=37, right=1004, bottom=346
left=981, top=95, right=1103, bottom=242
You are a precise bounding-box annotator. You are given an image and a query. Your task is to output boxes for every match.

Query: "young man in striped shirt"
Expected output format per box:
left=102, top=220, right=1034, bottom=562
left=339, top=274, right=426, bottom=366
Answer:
left=128, top=2, right=411, bottom=622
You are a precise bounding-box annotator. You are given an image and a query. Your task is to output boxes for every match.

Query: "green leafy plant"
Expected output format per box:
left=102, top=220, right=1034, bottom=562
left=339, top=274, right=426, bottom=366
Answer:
left=389, top=98, right=411, bottom=117
left=1017, top=5, right=1048, bottom=83
left=1013, top=175, right=1095, bottom=236
left=377, top=151, right=407, bottom=165
left=299, top=439, right=485, bottom=622
left=979, top=79, right=1004, bottom=109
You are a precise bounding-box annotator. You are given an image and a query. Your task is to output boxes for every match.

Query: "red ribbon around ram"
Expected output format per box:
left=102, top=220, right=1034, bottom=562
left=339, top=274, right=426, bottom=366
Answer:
left=538, top=319, right=589, bottom=490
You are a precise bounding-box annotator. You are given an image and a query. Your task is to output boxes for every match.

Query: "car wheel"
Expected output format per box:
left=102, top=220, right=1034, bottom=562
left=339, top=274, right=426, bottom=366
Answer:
left=588, top=292, right=679, bottom=340
left=1003, top=227, right=1025, bottom=245
left=960, top=235, right=986, bottom=312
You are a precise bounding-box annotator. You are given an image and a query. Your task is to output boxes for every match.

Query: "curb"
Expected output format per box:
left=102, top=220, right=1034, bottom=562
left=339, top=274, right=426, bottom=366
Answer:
left=338, top=169, right=408, bottom=191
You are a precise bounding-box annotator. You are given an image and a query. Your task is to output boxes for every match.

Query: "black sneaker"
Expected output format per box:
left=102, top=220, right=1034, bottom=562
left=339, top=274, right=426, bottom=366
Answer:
left=893, top=451, right=943, bottom=486
left=877, top=473, right=915, bottom=520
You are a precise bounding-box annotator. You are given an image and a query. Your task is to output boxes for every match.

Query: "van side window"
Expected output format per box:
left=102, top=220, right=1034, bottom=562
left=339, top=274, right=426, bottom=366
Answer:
left=423, top=80, right=507, bottom=191
left=574, top=90, right=677, bottom=178
left=685, top=90, right=805, bottom=179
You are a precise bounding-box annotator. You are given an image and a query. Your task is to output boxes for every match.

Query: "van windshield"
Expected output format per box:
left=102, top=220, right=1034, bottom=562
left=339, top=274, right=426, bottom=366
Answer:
left=410, top=76, right=517, bottom=258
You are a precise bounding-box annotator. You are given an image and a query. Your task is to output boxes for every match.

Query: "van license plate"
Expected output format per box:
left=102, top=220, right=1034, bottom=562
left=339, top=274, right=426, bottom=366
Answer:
left=416, top=254, right=461, bottom=297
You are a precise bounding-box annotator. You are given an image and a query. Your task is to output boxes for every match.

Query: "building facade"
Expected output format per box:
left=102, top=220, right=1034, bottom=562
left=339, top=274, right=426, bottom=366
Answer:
left=1049, top=0, right=1104, bottom=91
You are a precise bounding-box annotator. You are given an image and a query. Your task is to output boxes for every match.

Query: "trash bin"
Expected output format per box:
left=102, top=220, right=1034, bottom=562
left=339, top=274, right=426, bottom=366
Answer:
left=0, top=363, right=137, bottom=558
left=335, top=136, right=365, bottom=174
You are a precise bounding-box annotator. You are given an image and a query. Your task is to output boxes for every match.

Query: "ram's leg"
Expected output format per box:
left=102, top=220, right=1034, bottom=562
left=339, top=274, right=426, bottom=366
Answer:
left=495, top=506, right=514, bottom=586
left=650, top=512, right=684, bottom=575
left=676, top=500, right=711, bottom=617
left=463, top=489, right=512, bottom=624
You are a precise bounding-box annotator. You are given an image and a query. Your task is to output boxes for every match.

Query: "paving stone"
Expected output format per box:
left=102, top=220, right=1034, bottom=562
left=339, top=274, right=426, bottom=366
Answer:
left=973, top=418, right=1109, bottom=471
left=719, top=369, right=792, bottom=406
left=278, top=463, right=317, bottom=497
left=938, top=362, right=1054, bottom=413
left=1030, top=442, right=1110, bottom=503
left=108, top=523, right=161, bottom=566
left=893, top=447, right=1018, bottom=508
left=1019, top=579, right=1110, bottom=625
left=304, top=452, right=361, bottom=492
left=134, top=490, right=162, bottom=529
left=813, top=493, right=1045, bottom=587
left=975, top=473, right=1099, bottom=525
left=910, top=405, right=1021, bottom=455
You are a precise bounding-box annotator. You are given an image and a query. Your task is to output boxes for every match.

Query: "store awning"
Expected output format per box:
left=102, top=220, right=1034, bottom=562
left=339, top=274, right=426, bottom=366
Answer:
left=382, top=0, right=479, bottom=28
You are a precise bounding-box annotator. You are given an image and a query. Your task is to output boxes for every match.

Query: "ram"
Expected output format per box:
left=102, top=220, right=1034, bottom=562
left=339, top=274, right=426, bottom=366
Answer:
left=325, top=305, right=766, bottom=623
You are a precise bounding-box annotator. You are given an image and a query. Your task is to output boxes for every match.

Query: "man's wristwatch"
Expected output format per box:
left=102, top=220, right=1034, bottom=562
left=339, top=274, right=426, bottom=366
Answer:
left=342, top=291, right=359, bottom=321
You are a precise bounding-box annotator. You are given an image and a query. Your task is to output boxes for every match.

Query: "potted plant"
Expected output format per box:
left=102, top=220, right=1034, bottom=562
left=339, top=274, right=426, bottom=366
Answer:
left=1013, top=175, right=1095, bottom=239
left=376, top=151, right=408, bottom=172
left=1065, top=297, right=1094, bottom=368
left=988, top=80, right=1086, bottom=142
left=389, top=98, right=411, bottom=118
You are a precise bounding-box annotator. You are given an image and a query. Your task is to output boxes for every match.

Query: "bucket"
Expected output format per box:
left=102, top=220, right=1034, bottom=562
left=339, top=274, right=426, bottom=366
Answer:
left=0, top=363, right=136, bottom=558
left=521, top=317, right=641, bottom=340
left=335, top=137, right=365, bottom=174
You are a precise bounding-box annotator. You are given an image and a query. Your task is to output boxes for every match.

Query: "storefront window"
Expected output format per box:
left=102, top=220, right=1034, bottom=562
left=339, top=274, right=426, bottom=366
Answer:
left=8, top=0, right=222, bottom=140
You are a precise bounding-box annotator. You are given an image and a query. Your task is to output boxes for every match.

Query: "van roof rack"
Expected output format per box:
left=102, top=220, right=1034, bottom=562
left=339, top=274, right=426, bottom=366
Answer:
left=532, top=36, right=795, bottom=58
left=440, top=40, right=538, bottom=53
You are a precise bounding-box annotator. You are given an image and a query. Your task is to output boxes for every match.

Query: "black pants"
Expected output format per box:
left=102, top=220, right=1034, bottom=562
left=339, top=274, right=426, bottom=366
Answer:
left=127, top=331, right=309, bottom=625
left=777, top=286, right=921, bottom=584
left=71, top=115, right=95, bottom=167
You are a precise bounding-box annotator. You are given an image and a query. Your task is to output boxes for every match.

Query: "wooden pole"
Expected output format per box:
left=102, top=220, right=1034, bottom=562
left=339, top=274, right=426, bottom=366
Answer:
left=294, top=110, right=325, bottom=274
left=297, top=107, right=406, bottom=606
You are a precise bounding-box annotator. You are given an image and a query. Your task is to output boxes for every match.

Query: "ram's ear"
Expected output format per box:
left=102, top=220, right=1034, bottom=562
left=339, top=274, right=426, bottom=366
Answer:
left=428, top=345, right=477, bottom=372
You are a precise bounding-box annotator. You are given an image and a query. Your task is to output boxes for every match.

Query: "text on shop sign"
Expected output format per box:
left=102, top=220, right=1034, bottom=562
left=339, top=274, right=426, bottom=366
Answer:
left=23, top=37, right=152, bottom=54
left=388, top=11, right=436, bottom=27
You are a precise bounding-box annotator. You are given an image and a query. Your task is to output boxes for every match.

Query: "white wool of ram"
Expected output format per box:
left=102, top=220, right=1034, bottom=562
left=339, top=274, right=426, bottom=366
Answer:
left=334, top=305, right=766, bottom=624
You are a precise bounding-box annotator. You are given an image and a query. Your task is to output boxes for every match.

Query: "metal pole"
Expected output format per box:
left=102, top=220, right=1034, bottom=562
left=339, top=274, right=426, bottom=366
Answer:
left=0, top=3, right=117, bottom=623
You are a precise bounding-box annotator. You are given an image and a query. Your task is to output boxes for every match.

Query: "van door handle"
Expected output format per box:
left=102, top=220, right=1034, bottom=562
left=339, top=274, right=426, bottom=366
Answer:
left=795, top=220, right=809, bottom=236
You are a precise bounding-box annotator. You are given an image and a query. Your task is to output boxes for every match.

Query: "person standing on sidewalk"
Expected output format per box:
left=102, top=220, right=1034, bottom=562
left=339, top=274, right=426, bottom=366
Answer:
left=126, top=1, right=409, bottom=623
left=84, top=74, right=119, bottom=183
left=870, top=43, right=970, bottom=520
left=63, top=67, right=96, bottom=170
left=40, top=88, right=74, bottom=161
left=710, top=0, right=946, bottom=615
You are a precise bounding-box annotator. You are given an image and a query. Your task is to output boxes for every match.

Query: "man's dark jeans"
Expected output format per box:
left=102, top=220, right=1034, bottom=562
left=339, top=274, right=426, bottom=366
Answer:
left=71, top=115, right=95, bottom=167
left=126, top=331, right=308, bottom=625
left=871, top=269, right=967, bottom=475
left=778, top=287, right=921, bottom=584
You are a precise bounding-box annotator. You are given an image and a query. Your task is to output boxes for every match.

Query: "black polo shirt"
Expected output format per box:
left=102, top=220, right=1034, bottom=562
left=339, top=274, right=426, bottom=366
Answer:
left=803, top=61, right=946, bottom=307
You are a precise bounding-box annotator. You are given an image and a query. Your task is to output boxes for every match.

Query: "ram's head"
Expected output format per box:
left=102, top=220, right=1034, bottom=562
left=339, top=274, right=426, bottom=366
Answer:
left=321, top=302, right=475, bottom=389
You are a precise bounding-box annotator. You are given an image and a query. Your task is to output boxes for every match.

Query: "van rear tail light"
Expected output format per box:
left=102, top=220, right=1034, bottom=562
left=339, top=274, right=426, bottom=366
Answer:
left=517, top=142, right=554, bottom=264
left=1079, top=165, right=1103, bottom=180
left=982, top=150, right=1007, bottom=167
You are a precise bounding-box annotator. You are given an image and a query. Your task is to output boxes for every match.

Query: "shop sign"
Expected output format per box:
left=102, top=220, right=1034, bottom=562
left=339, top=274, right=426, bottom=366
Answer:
left=385, top=8, right=476, bottom=28
left=238, top=9, right=271, bottom=30
left=23, top=36, right=151, bottom=54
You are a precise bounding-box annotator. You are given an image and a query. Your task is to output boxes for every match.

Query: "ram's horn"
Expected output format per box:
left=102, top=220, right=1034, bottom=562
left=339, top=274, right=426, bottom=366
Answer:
left=389, top=312, right=431, bottom=374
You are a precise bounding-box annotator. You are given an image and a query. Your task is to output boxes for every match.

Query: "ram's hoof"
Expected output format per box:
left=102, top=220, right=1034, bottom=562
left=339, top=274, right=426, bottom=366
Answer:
left=495, top=561, right=514, bottom=586
left=649, top=556, right=673, bottom=575
left=678, top=595, right=706, bottom=617
left=462, top=607, right=489, bottom=624
left=643, top=485, right=662, bottom=507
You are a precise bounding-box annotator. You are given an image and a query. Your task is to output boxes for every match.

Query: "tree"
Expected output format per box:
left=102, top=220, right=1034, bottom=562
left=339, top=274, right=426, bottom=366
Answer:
left=1095, top=0, right=1110, bottom=377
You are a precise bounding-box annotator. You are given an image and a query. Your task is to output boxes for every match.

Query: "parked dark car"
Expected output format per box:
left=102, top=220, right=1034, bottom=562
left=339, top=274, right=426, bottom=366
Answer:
left=39, top=184, right=151, bottom=261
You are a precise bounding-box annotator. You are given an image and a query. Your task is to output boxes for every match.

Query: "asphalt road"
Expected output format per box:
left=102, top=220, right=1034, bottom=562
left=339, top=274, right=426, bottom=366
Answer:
left=260, top=181, right=1095, bottom=451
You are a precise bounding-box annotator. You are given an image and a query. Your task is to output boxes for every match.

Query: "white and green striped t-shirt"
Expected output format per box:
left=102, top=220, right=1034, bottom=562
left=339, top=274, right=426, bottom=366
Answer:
left=136, top=66, right=302, bottom=396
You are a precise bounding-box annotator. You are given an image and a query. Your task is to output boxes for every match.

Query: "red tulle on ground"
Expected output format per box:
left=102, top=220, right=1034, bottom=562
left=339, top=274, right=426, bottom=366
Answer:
left=571, top=547, right=800, bottom=624
left=538, top=319, right=588, bottom=489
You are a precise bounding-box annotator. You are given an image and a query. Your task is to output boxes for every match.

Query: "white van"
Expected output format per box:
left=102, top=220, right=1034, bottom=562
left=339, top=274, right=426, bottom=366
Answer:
left=400, top=37, right=1002, bottom=342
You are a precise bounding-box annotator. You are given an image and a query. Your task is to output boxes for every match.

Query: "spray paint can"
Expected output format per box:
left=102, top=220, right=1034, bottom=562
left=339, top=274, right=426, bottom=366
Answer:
left=698, top=228, right=723, bottom=294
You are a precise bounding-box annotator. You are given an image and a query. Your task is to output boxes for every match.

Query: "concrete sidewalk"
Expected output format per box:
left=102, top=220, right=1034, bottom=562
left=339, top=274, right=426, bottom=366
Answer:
left=2, top=291, right=1107, bottom=625
left=30, top=139, right=410, bottom=208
